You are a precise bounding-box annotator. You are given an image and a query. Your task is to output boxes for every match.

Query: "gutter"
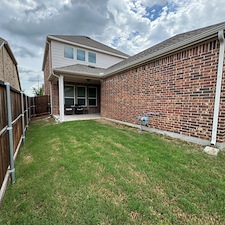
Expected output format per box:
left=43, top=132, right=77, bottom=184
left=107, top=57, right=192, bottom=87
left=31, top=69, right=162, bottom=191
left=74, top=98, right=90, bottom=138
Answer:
left=52, top=68, right=103, bottom=80
left=211, top=30, right=225, bottom=145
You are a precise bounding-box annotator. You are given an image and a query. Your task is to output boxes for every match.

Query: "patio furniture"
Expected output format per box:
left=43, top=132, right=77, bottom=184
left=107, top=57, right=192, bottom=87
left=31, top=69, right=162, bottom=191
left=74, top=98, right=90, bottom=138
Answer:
left=75, top=104, right=84, bottom=114
left=64, top=105, right=73, bottom=115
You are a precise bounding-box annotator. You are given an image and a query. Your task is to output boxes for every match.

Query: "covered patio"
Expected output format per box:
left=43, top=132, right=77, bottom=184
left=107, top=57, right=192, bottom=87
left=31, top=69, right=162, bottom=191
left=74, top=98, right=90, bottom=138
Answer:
left=48, top=64, right=105, bottom=122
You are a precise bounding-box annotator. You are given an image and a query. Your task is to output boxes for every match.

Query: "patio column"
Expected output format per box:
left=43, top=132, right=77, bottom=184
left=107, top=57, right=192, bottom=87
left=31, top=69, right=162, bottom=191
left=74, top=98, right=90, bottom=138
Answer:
left=59, top=75, right=64, bottom=122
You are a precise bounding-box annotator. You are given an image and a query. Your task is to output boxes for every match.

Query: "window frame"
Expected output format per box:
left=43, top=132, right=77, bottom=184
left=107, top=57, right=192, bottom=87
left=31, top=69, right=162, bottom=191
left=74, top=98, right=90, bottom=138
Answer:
left=88, top=87, right=97, bottom=107
left=64, top=45, right=74, bottom=59
left=76, top=86, right=87, bottom=107
left=64, top=85, right=75, bottom=106
left=77, top=49, right=86, bottom=61
left=88, top=52, right=96, bottom=64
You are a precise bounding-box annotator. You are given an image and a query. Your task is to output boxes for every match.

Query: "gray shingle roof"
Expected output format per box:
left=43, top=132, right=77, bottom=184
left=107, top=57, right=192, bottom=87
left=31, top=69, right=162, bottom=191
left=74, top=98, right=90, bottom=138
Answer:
left=55, top=64, right=106, bottom=76
left=53, top=21, right=225, bottom=79
left=106, top=21, right=225, bottom=75
left=0, top=37, right=6, bottom=46
left=49, top=35, right=129, bottom=57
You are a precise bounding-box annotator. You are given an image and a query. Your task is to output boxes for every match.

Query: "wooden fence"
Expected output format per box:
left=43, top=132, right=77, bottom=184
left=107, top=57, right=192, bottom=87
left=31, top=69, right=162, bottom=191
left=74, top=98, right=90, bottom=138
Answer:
left=0, top=81, right=51, bottom=205
left=0, top=81, right=30, bottom=205
left=29, top=95, right=50, bottom=117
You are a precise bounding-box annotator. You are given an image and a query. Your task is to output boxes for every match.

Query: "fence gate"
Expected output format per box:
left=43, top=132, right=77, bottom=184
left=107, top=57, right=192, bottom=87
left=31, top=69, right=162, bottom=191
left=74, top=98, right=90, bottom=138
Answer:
left=30, top=95, right=50, bottom=117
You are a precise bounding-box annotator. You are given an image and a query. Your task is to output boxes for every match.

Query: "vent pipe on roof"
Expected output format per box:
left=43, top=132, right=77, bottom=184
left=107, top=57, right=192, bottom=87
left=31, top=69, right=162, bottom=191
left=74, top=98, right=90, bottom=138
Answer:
left=211, top=30, right=225, bottom=145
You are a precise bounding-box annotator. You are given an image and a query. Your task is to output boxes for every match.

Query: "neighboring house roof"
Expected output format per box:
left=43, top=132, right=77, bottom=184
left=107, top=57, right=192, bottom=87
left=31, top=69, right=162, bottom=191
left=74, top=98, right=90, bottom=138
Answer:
left=0, top=37, right=18, bottom=65
left=52, top=21, right=225, bottom=80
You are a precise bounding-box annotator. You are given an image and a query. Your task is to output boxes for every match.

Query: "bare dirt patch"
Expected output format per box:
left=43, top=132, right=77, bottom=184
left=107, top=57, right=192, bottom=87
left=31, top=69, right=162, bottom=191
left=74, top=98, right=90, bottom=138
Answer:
left=23, top=155, right=33, bottom=164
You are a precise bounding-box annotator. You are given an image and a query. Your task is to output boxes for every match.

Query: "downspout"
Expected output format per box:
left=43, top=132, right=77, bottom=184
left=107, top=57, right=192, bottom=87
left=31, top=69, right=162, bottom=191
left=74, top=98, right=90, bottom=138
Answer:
left=211, top=30, right=225, bottom=145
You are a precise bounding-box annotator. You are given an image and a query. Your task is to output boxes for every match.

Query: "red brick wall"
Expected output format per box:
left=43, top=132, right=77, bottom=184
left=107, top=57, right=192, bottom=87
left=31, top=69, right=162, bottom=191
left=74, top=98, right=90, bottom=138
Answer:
left=101, top=38, right=225, bottom=143
left=52, top=82, right=59, bottom=115
left=43, top=47, right=51, bottom=95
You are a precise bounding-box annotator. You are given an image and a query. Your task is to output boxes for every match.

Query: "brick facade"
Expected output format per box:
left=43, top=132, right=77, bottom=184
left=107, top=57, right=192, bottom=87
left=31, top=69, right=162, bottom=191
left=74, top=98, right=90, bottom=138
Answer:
left=0, top=46, right=20, bottom=91
left=43, top=49, right=51, bottom=95
left=101, top=38, right=225, bottom=143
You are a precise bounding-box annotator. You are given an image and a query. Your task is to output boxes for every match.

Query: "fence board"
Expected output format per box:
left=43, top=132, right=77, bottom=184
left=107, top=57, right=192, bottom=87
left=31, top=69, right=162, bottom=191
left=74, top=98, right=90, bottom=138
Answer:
left=29, top=95, right=50, bottom=117
left=0, top=131, right=9, bottom=188
left=0, top=81, right=30, bottom=205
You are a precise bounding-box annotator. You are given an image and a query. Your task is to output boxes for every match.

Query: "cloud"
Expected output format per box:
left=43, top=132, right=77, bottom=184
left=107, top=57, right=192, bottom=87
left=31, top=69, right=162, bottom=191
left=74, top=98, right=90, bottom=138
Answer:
left=1, top=0, right=225, bottom=96
left=0, top=0, right=110, bottom=46
left=94, top=0, right=225, bottom=55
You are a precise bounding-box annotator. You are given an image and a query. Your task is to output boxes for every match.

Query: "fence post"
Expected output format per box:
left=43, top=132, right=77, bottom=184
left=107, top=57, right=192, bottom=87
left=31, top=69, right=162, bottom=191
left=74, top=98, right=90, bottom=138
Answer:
left=20, top=92, right=25, bottom=142
left=28, top=97, right=31, bottom=119
left=25, top=95, right=29, bottom=128
left=5, top=82, right=16, bottom=184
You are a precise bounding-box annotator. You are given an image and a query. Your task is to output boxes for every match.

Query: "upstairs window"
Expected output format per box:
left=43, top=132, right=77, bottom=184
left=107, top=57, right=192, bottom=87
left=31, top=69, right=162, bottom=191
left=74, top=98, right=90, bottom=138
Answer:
left=77, top=49, right=85, bottom=61
left=64, top=46, right=74, bottom=59
left=88, top=52, right=96, bottom=63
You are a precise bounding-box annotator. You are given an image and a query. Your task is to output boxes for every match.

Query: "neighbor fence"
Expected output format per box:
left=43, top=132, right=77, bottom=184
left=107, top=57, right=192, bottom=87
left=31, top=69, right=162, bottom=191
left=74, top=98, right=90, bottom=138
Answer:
left=0, top=81, right=51, bottom=205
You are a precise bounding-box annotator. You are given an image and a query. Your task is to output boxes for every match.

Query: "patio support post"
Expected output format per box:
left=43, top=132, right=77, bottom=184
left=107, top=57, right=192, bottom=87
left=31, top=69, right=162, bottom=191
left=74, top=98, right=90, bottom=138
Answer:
left=59, top=75, right=64, bottom=122
left=5, top=82, right=16, bottom=184
left=50, top=82, right=53, bottom=115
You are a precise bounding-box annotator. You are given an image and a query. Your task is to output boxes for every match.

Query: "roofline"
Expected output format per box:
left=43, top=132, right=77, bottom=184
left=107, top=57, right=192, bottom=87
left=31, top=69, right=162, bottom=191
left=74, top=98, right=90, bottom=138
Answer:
left=46, top=23, right=225, bottom=80
left=103, top=25, right=225, bottom=78
left=0, top=40, right=18, bottom=65
left=42, top=39, right=49, bottom=71
left=47, top=35, right=129, bottom=59
left=0, top=39, right=21, bottom=90
left=49, top=68, right=103, bottom=81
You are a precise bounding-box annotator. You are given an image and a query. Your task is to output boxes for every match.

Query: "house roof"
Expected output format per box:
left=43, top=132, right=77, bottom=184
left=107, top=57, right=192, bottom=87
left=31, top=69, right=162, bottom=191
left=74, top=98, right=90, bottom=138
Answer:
left=0, top=37, right=5, bottom=46
left=105, top=21, right=225, bottom=77
left=52, top=21, right=225, bottom=80
left=0, top=37, right=18, bottom=65
left=50, top=35, right=129, bottom=57
left=53, top=64, right=106, bottom=79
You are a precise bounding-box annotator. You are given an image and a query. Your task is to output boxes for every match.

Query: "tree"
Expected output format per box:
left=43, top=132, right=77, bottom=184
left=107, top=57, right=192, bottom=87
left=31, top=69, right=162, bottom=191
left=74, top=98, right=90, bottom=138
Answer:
left=32, top=86, right=44, bottom=96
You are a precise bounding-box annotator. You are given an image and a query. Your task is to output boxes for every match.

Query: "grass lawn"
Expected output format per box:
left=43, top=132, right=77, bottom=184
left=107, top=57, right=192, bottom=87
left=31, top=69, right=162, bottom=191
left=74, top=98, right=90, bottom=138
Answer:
left=0, top=118, right=225, bottom=225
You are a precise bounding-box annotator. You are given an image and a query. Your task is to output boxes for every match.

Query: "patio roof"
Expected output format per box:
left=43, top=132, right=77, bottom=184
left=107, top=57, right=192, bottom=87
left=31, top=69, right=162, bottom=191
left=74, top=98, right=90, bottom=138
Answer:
left=50, top=64, right=105, bottom=82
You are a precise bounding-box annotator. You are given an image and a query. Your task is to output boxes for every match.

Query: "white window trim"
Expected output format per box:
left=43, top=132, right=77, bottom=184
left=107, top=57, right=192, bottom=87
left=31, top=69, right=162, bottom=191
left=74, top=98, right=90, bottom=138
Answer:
left=88, top=87, right=97, bottom=107
left=64, top=85, right=75, bottom=106
left=88, top=51, right=96, bottom=64
left=64, top=45, right=74, bottom=60
left=76, top=86, right=87, bottom=107
left=77, top=48, right=86, bottom=62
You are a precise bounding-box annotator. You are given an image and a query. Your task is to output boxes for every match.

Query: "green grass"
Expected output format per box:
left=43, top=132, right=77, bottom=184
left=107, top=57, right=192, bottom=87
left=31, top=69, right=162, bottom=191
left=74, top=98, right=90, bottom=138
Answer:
left=0, top=118, right=225, bottom=225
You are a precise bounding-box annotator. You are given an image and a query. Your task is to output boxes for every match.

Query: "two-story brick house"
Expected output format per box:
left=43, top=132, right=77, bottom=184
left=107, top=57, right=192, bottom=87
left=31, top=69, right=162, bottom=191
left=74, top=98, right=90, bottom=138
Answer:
left=42, top=35, right=129, bottom=121
left=43, top=22, right=225, bottom=149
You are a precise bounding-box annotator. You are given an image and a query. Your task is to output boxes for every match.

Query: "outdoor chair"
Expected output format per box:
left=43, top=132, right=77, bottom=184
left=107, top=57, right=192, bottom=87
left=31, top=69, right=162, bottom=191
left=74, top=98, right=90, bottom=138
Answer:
left=75, top=104, right=84, bottom=114
left=64, top=105, right=73, bottom=115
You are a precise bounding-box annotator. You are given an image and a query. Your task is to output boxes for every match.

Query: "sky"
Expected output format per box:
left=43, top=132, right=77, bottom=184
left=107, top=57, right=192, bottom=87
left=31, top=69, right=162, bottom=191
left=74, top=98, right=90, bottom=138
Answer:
left=0, top=0, right=225, bottom=96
